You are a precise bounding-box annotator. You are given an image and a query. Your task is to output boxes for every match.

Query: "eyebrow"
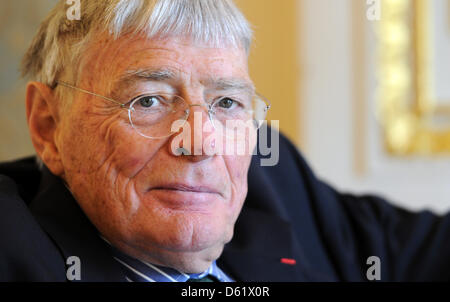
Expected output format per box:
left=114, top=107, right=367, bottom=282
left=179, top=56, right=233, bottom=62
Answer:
left=110, top=68, right=177, bottom=96
left=117, top=67, right=255, bottom=94
left=207, top=77, right=255, bottom=95
left=120, top=68, right=177, bottom=82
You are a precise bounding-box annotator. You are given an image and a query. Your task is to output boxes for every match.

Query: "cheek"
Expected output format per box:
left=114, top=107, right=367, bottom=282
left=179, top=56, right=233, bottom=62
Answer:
left=58, top=113, right=102, bottom=175
left=224, top=154, right=251, bottom=212
left=109, top=136, right=165, bottom=179
left=59, top=108, right=163, bottom=178
left=216, top=126, right=258, bottom=158
left=59, top=115, right=167, bottom=233
left=227, top=154, right=251, bottom=184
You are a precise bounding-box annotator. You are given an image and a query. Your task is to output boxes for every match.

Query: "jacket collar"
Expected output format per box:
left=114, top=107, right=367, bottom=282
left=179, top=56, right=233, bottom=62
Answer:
left=29, top=167, right=126, bottom=282
left=218, top=158, right=331, bottom=282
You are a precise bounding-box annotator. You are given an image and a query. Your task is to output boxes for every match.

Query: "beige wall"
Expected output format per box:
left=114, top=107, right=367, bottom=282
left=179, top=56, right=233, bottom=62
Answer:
left=234, top=0, right=301, bottom=147
left=0, top=0, right=58, bottom=161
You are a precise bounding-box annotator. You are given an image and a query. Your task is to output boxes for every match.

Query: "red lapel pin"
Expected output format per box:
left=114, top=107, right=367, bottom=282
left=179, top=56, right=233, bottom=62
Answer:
left=280, top=258, right=296, bottom=265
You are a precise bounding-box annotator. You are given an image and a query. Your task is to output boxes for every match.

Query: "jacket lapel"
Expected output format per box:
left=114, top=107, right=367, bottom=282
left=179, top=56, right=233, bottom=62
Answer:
left=29, top=168, right=126, bottom=282
left=218, top=158, right=335, bottom=282
left=219, top=203, right=333, bottom=282
left=218, top=207, right=300, bottom=281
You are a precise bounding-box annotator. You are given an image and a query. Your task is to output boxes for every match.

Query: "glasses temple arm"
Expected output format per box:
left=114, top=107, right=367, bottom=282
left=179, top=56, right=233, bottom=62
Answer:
left=56, top=81, right=126, bottom=107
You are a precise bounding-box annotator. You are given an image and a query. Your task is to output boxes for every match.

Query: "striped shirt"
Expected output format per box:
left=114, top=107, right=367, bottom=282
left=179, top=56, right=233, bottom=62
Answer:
left=103, top=238, right=233, bottom=282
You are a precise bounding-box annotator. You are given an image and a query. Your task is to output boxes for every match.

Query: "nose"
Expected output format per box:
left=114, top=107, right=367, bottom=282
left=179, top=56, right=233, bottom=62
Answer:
left=169, top=104, right=218, bottom=162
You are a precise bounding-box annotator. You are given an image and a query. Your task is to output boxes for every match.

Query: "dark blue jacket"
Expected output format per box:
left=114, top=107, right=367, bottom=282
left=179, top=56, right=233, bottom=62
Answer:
left=1, top=133, right=449, bottom=281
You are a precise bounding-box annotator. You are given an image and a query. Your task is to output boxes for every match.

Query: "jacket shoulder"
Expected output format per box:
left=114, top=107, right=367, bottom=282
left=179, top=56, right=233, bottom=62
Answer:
left=0, top=160, right=66, bottom=281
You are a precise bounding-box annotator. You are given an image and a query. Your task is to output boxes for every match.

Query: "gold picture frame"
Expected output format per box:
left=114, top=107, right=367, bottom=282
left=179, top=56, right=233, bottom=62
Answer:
left=377, top=0, right=450, bottom=155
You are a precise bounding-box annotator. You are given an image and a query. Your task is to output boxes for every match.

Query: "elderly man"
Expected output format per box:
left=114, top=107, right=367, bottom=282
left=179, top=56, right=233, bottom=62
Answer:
left=1, top=0, right=450, bottom=282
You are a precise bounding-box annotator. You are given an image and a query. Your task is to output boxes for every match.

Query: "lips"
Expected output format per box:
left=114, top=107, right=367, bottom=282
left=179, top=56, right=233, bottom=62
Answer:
left=151, top=183, right=221, bottom=196
left=147, top=183, right=223, bottom=211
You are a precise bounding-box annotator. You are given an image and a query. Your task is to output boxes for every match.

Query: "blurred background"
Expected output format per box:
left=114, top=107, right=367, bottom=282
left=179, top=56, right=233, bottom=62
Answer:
left=1, top=0, right=450, bottom=213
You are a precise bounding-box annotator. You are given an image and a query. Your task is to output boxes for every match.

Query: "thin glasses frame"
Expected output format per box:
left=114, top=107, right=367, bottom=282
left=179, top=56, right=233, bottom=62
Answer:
left=56, top=81, right=271, bottom=139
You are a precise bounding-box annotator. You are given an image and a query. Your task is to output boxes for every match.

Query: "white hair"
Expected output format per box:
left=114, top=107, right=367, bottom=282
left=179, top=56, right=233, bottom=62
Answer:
left=21, top=0, right=253, bottom=87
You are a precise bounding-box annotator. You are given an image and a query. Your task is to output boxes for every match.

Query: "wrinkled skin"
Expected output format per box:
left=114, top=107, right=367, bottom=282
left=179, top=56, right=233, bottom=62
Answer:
left=26, top=34, right=256, bottom=273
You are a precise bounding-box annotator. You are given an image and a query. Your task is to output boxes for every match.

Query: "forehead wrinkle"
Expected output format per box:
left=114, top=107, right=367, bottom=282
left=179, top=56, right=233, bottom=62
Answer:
left=121, top=67, right=178, bottom=82
left=110, top=67, right=254, bottom=96
left=109, top=67, right=181, bottom=95
left=204, top=77, right=255, bottom=95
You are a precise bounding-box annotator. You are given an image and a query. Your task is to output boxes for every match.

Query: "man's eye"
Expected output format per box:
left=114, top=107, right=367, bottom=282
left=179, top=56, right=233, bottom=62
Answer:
left=217, top=97, right=237, bottom=109
left=138, top=96, right=159, bottom=108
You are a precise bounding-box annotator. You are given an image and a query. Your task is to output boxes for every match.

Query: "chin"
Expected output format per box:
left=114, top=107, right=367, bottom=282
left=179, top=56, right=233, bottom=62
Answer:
left=162, top=218, right=232, bottom=252
left=159, top=241, right=226, bottom=274
left=133, top=194, right=235, bottom=250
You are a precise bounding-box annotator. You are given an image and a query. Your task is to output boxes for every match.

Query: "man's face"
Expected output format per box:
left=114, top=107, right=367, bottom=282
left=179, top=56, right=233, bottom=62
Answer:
left=54, top=35, right=254, bottom=273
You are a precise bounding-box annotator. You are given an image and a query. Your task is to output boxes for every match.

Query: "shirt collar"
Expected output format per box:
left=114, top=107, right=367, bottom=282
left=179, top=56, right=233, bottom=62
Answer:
left=102, top=237, right=233, bottom=282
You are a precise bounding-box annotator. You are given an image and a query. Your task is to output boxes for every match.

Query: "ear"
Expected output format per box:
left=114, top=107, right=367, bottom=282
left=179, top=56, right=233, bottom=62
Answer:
left=25, top=82, right=64, bottom=177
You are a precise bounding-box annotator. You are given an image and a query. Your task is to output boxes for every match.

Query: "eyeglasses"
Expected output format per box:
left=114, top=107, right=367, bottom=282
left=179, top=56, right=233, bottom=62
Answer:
left=56, top=81, right=271, bottom=139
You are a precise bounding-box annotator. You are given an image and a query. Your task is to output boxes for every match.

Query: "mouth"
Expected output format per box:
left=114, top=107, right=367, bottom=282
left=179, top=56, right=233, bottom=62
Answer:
left=147, top=183, right=223, bottom=212
left=151, top=183, right=221, bottom=195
